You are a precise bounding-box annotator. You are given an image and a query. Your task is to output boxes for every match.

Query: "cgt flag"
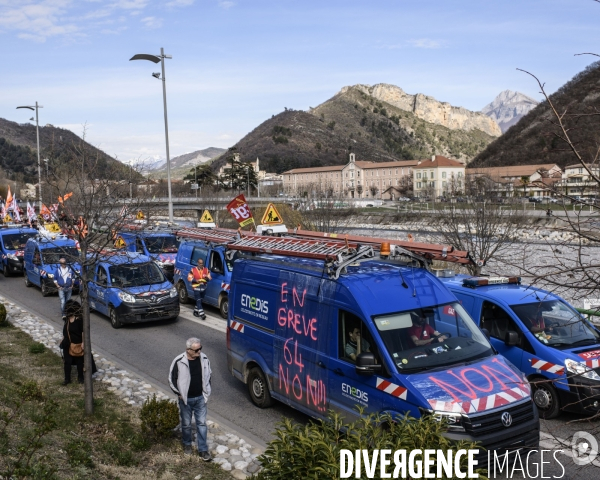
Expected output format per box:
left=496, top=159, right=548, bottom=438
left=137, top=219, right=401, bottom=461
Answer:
left=226, top=194, right=255, bottom=228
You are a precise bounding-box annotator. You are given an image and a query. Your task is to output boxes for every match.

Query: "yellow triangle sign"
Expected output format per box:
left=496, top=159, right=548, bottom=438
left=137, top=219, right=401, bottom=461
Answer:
left=261, top=203, right=283, bottom=225
left=200, top=210, right=214, bottom=223
left=114, top=236, right=127, bottom=249
left=136, top=210, right=145, bottom=220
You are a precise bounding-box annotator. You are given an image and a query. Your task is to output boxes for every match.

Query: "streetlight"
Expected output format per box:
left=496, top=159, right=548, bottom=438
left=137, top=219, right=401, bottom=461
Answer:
left=16, top=102, right=43, bottom=211
left=130, top=48, right=174, bottom=222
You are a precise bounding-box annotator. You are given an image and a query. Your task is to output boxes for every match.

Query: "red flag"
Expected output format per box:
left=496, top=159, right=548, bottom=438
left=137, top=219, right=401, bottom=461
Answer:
left=226, top=194, right=255, bottom=228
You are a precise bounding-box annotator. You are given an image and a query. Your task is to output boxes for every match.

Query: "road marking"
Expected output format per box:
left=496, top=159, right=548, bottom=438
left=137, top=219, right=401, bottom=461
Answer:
left=178, top=307, right=227, bottom=333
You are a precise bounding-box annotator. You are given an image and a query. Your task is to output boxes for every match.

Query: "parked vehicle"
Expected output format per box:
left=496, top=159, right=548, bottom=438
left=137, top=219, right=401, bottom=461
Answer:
left=23, top=235, right=81, bottom=296
left=528, top=197, right=543, bottom=203
left=0, top=226, right=37, bottom=276
left=173, top=239, right=232, bottom=318
left=88, top=252, right=179, bottom=329
left=439, top=273, right=600, bottom=419
left=117, top=229, right=179, bottom=281
left=227, top=242, right=540, bottom=461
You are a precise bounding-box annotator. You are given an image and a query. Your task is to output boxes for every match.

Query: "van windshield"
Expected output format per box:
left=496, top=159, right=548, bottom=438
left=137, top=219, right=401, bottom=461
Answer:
left=511, top=300, right=600, bottom=349
left=109, top=262, right=165, bottom=287
left=2, top=233, right=36, bottom=250
left=145, top=236, right=179, bottom=254
left=42, top=247, right=80, bottom=264
left=373, top=302, right=493, bottom=372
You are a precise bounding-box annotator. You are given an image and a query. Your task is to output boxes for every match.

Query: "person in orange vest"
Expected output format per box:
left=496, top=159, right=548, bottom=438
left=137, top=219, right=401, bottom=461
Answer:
left=188, top=258, right=212, bottom=320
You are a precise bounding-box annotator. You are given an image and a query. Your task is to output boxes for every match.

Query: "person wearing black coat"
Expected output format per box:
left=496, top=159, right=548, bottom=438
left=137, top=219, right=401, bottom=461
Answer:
left=60, top=299, right=85, bottom=385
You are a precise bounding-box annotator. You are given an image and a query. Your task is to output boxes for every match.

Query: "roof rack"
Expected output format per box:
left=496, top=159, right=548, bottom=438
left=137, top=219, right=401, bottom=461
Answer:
left=290, top=228, right=477, bottom=266
left=176, top=227, right=244, bottom=244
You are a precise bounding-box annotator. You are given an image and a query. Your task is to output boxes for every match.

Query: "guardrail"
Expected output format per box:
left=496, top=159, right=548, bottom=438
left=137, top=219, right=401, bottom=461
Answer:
left=577, top=308, right=600, bottom=318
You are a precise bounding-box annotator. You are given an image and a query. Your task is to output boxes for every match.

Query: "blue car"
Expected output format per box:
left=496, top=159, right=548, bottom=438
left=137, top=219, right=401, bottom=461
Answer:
left=0, top=226, right=38, bottom=276
left=173, top=240, right=232, bottom=318
left=227, top=255, right=539, bottom=461
left=117, top=230, right=179, bottom=281
left=88, top=252, right=179, bottom=329
left=23, top=235, right=81, bottom=296
left=439, top=273, right=600, bottom=419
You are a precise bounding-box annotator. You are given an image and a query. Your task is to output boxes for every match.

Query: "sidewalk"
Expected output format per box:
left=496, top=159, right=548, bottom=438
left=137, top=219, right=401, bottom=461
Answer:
left=0, top=295, right=264, bottom=479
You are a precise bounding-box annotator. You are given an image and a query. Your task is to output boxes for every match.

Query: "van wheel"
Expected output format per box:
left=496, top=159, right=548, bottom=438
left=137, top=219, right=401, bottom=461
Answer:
left=3, top=263, right=11, bottom=277
left=110, top=308, right=122, bottom=329
left=247, top=367, right=273, bottom=408
left=25, top=272, right=33, bottom=287
left=177, top=282, right=189, bottom=304
left=219, top=297, right=229, bottom=319
left=41, top=281, right=51, bottom=297
left=533, top=381, right=560, bottom=419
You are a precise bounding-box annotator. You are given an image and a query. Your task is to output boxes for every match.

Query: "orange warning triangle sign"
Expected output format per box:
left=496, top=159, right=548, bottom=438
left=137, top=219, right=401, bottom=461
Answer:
left=200, top=210, right=214, bottom=223
left=114, top=236, right=127, bottom=249
left=261, top=203, right=283, bottom=225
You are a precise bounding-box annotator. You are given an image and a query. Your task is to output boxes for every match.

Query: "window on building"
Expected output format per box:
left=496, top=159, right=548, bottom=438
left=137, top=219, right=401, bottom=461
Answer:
left=417, top=173, right=422, bottom=179
left=417, top=182, right=422, bottom=189
left=423, top=173, right=427, bottom=180
left=442, top=172, right=447, bottom=179
left=458, top=172, right=463, bottom=178
left=442, top=181, right=447, bottom=187
left=396, top=169, right=398, bottom=175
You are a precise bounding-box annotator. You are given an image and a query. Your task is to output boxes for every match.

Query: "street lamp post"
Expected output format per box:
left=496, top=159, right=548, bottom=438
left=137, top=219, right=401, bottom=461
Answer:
left=17, top=102, right=43, bottom=211
left=130, top=48, right=174, bottom=222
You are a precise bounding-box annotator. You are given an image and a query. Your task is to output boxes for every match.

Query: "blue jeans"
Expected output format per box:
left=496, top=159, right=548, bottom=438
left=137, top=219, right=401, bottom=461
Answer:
left=58, top=288, right=72, bottom=316
left=193, top=287, right=206, bottom=315
left=179, top=396, right=208, bottom=452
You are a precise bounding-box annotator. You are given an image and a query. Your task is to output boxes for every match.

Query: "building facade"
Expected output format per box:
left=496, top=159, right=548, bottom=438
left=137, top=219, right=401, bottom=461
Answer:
left=466, top=164, right=562, bottom=197
left=413, top=156, right=466, bottom=198
left=557, top=164, right=600, bottom=199
left=282, top=153, right=418, bottom=199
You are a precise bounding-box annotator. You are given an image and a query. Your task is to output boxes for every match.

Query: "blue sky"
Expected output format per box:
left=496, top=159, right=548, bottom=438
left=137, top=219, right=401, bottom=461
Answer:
left=0, top=0, right=598, bottom=165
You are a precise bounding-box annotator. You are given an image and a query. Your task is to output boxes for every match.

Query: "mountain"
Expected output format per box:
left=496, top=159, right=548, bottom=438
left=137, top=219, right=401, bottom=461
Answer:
left=212, top=84, right=500, bottom=173
left=470, top=61, right=600, bottom=170
left=482, top=90, right=539, bottom=133
left=148, top=147, right=226, bottom=172
left=0, top=117, right=128, bottom=182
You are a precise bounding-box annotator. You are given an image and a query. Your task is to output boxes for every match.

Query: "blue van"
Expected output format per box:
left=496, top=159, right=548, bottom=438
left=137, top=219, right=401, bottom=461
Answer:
left=117, top=230, right=179, bottom=281
left=173, top=240, right=232, bottom=318
left=23, top=235, right=81, bottom=296
left=88, top=252, right=179, bottom=329
left=439, top=273, right=600, bottom=419
left=0, top=226, right=38, bottom=276
left=227, top=254, right=540, bottom=459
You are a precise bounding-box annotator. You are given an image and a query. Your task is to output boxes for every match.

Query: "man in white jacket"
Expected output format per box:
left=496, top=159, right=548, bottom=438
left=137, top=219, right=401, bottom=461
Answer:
left=169, top=337, right=212, bottom=460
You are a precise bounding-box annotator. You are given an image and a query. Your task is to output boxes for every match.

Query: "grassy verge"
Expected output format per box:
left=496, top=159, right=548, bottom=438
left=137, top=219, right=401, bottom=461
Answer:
left=0, top=320, right=232, bottom=480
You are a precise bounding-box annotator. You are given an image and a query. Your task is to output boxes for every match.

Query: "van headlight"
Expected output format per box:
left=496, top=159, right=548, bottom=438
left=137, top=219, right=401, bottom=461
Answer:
left=118, top=292, right=136, bottom=303
left=419, top=408, right=465, bottom=432
left=565, top=359, right=600, bottom=381
left=46, top=273, right=54, bottom=279
left=7, top=253, right=18, bottom=261
left=169, top=287, right=177, bottom=298
left=156, top=261, right=164, bottom=267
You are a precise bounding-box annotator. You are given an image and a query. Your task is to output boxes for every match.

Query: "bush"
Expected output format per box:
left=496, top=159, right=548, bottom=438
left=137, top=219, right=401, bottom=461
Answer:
left=19, top=381, right=44, bottom=401
left=0, top=303, right=7, bottom=327
left=65, top=439, right=94, bottom=468
left=29, top=342, right=45, bottom=354
left=140, top=394, right=180, bottom=441
left=254, top=410, right=485, bottom=480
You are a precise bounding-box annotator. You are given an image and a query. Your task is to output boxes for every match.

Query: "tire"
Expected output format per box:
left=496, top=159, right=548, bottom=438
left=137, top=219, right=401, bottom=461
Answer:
left=219, top=296, right=229, bottom=319
left=247, top=366, right=273, bottom=408
left=41, top=280, right=51, bottom=297
left=110, top=308, right=122, bottom=329
left=3, top=263, right=10, bottom=277
left=25, top=271, right=33, bottom=287
left=532, top=380, right=561, bottom=419
left=177, top=282, right=189, bottom=304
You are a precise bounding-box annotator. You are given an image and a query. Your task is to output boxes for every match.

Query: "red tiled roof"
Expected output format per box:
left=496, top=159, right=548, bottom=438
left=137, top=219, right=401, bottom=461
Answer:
left=282, top=165, right=345, bottom=174
left=414, top=155, right=465, bottom=169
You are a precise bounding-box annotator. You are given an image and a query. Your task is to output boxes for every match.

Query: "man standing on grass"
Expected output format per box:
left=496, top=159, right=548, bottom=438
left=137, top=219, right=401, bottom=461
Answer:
left=168, top=337, right=212, bottom=461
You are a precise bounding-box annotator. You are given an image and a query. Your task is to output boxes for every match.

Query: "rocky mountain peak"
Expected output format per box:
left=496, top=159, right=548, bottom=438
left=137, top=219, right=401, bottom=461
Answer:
left=481, top=90, right=539, bottom=133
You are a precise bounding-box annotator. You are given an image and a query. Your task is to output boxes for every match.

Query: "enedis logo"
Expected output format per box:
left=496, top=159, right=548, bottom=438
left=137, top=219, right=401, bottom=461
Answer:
left=241, top=294, right=269, bottom=314
left=342, top=383, right=368, bottom=402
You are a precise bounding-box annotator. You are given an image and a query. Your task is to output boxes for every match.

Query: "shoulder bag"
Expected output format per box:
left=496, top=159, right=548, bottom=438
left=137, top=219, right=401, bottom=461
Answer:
left=67, top=325, right=84, bottom=357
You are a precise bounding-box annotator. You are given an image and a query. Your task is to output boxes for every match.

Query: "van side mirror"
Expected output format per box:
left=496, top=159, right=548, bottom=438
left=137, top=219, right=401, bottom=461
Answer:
left=355, top=352, right=381, bottom=376
left=505, top=331, right=519, bottom=346
left=481, top=328, right=491, bottom=339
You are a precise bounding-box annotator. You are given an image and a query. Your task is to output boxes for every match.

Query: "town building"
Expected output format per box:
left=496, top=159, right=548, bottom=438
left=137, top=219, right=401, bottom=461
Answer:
left=557, top=164, right=600, bottom=199
left=413, top=156, right=466, bottom=198
left=282, top=153, right=418, bottom=199
left=466, top=164, right=562, bottom=198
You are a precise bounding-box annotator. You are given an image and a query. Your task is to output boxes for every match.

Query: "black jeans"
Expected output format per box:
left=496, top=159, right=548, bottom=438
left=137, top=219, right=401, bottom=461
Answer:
left=63, top=352, right=84, bottom=381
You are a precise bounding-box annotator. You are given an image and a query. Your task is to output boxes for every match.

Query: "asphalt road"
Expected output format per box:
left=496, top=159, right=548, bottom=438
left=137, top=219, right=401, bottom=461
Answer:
left=2, top=273, right=599, bottom=477
left=0, top=273, right=307, bottom=447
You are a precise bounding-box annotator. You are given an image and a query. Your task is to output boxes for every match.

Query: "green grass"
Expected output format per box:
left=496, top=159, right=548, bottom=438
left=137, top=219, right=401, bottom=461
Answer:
left=0, top=318, right=234, bottom=480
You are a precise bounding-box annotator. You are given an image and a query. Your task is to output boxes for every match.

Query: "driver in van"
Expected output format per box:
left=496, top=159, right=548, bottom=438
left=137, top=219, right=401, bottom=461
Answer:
left=408, top=311, right=447, bottom=347
left=345, top=327, right=371, bottom=361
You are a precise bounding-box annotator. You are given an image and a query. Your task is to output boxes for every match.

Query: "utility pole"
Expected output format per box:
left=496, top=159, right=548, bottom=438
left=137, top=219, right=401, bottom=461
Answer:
left=17, top=102, right=43, bottom=211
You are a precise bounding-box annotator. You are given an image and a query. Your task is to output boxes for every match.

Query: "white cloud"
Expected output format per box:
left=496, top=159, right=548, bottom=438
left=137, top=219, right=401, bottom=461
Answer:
left=218, top=1, right=235, bottom=9
left=166, top=0, right=194, bottom=6
left=141, top=16, right=162, bottom=28
left=407, top=38, right=445, bottom=49
left=109, top=0, right=148, bottom=10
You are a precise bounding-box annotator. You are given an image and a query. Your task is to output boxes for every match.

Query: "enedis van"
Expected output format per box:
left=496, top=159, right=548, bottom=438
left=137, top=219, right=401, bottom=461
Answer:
left=227, top=253, right=540, bottom=461
left=440, top=273, right=600, bottom=419
left=0, top=226, right=37, bottom=276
